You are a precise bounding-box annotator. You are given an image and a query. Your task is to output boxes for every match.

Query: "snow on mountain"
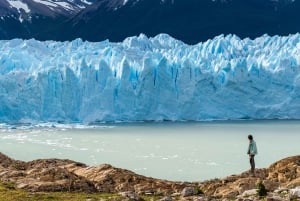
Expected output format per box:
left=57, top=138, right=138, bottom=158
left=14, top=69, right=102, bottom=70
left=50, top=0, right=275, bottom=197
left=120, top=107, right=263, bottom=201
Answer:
left=0, top=0, right=94, bottom=39
left=7, top=0, right=30, bottom=13
left=1, top=33, right=300, bottom=123
left=123, top=0, right=129, bottom=5
left=32, top=0, right=73, bottom=10
left=0, top=0, right=93, bottom=21
left=31, top=0, right=87, bottom=11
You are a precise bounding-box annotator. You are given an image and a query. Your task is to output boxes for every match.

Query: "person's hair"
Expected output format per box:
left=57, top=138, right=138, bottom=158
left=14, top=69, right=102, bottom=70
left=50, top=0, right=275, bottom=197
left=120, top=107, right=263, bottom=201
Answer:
left=248, top=134, right=253, bottom=140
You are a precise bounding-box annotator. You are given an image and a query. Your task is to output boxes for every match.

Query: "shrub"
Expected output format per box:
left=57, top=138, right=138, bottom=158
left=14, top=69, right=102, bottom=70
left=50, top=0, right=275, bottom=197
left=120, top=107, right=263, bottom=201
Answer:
left=2, top=182, right=16, bottom=190
left=256, top=181, right=268, bottom=197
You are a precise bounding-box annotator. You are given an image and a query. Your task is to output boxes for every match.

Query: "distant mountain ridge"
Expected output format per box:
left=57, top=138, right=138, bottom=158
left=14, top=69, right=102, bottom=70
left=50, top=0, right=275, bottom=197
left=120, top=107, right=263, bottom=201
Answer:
left=1, top=0, right=300, bottom=43
left=0, top=0, right=96, bottom=39
left=0, top=0, right=94, bottom=18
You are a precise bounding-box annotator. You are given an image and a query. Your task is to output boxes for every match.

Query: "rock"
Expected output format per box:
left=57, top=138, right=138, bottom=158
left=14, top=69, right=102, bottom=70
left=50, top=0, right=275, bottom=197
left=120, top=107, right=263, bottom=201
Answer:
left=119, top=191, right=143, bottom=201
left=171, top=192, right=181, bottom=197
left=143, top=189, right=156, bottom=195
left=181, top=186, right=196, bottom=197
left=289, top=186, right=300, bottom=199
left=0, top=153, right=17, bottom=168
left=198, top=155, right=300, bottom=199
left=16, top=183, right=28, bottom=189
left=286, top=177, right=300, bottom=188
left=274, top=187, right=289, bottom=194
left=20, top=167, right=95, bottom=192
left=192, top=196, right=205, bottom=201
left=241, top=189, right=257, bottom=197
left=69, top=164, right=188, bottom=194
left=1, top=152, right=300, bottom=201
left=262, top=180, right=279, bottom=192
left=267, top=156, right=300, bottom=183
left=158, top=196, right=173, bottom=201
left=265, top=195, right=284, bottom=201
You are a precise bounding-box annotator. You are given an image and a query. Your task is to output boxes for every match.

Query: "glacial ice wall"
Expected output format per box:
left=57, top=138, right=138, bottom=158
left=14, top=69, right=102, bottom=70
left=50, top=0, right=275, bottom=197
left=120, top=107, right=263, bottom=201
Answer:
left=1, top=33, right=300, bottom=123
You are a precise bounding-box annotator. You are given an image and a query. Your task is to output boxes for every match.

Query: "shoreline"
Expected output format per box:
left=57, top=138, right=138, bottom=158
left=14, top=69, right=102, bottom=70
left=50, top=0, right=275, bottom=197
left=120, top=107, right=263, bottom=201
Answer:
left=0, top=152, right=300, bottom=200
left=2, top=119, right=300, bottom=128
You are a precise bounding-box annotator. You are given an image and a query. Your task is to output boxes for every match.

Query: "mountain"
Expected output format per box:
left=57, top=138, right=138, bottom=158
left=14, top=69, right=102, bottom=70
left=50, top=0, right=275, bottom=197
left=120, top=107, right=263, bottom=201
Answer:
left=54, top=0, right=300, bottom=44
left=1, top=0, right=300, bottom=44
left=0, top=0, right=94, bottom=18
left=0, top=0, right=94, bottom=40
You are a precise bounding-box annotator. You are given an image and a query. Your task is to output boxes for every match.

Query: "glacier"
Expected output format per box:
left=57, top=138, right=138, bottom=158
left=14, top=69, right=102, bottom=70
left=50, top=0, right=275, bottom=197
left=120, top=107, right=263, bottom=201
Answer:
left=1, top=33, right=300, bottom=124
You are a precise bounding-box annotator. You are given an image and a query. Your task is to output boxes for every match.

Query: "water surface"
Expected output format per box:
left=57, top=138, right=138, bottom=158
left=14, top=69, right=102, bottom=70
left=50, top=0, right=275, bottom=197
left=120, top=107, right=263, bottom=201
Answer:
left=0, top=120, right=299, bottom=182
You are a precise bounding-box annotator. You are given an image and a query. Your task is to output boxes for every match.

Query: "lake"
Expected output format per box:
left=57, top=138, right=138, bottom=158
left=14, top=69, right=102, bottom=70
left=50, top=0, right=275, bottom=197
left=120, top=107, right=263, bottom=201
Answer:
left=0, top=120, right=299, bottom=182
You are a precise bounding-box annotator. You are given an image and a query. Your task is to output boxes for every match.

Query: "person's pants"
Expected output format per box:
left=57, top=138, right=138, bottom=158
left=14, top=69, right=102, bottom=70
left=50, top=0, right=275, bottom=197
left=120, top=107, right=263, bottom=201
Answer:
left=249, top=155, right=255, bottom=173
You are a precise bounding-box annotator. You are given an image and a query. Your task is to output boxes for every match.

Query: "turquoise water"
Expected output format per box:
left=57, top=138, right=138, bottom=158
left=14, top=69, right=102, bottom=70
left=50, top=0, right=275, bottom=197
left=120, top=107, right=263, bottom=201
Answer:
left=0, top=120, right=299, bottom=182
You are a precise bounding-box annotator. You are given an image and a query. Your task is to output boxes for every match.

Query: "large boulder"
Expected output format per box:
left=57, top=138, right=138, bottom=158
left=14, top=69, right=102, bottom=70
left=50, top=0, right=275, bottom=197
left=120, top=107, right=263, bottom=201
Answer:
left=67, top=164, right=188, bottom=195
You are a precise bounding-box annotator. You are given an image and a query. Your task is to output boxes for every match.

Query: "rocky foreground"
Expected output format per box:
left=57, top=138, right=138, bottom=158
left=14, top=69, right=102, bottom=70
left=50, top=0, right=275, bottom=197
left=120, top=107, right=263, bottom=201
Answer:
left=0, top=152, right=300, bottom=201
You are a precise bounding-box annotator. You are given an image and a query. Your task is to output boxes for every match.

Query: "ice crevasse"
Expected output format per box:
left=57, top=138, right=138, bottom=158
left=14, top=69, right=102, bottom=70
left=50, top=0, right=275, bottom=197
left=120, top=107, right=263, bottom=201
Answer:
left=1, top=33, right=300, bottom=123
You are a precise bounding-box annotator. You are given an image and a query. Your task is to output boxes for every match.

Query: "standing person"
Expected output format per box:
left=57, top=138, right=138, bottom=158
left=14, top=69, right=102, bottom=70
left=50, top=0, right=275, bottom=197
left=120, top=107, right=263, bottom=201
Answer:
left=247, top=134, right=258, bottom=176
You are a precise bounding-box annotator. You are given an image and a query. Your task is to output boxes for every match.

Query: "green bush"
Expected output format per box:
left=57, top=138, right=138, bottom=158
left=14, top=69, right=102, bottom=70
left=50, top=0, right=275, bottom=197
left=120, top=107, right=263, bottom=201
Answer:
left=256, top=181, right=268, bottom=197
left=2, top=182, right=16, bottom=190
left=195, top=187, right=204, bottom=195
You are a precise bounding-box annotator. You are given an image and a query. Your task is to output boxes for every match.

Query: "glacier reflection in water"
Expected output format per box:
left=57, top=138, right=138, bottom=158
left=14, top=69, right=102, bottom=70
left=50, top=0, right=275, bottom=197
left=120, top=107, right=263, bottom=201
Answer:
left=0, top=120, right=299, bottom=181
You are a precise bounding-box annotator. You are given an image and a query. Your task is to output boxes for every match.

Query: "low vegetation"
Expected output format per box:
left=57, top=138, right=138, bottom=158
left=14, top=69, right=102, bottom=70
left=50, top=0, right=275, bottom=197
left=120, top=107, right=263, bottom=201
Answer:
left=256, top=181, right=268, bottom=197
left=0, top=182, right=159, bottom=201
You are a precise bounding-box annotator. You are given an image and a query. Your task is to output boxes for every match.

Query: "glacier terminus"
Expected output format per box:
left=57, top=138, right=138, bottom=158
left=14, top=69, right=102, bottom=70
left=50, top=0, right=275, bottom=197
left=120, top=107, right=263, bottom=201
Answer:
left=1, top=33, right=300, bottom=124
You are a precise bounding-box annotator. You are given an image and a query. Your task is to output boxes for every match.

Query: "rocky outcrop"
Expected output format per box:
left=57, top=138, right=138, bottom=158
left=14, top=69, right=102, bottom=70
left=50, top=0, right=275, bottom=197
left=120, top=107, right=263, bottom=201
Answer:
left=0, top=152, right=299, bottom=201
left=0, top=153, right=95, bottom=192
left=65, top=163, right=189, bottom=195
left=0, top=152, right=189, bottom=195
left=199, top=156, right=300, bottom=200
